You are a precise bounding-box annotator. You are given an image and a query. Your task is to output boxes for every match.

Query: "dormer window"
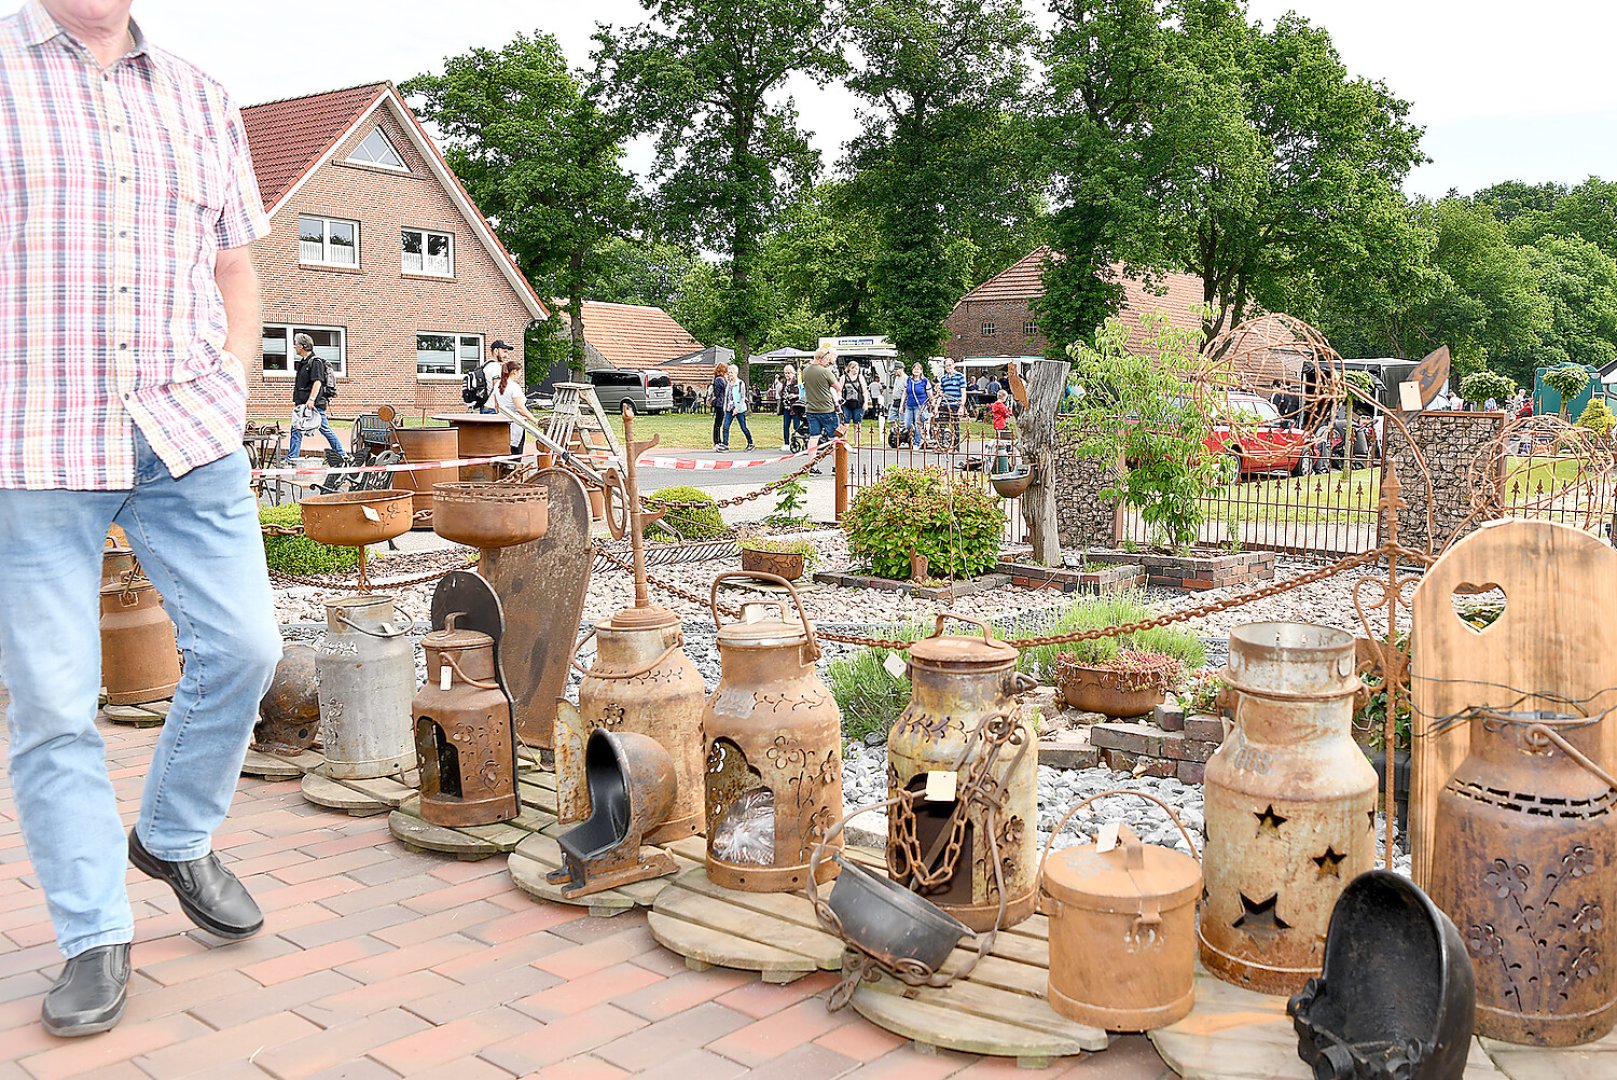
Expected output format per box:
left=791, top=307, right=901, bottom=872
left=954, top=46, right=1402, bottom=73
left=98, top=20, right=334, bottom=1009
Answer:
left=348, top=128, right=406, bottom=171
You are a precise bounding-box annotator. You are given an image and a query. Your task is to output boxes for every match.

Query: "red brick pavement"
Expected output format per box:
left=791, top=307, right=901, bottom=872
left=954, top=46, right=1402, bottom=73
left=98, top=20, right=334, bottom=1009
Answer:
left=0, top=686, right=1176, bottom=1078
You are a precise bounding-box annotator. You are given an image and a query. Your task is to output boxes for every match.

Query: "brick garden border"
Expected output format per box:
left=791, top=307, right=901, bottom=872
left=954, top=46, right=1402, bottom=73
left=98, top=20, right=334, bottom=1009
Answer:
left=810, top=570, right=1011, bottom=601
left=1081, top=549, right=1275, bottom=591
left=994, top=559, right=1145, bottom=594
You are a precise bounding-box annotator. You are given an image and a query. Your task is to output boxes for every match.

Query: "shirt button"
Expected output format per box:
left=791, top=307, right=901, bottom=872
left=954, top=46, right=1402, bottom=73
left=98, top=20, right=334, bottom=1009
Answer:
left=119, top=230, right=127, bottom=238
left=120, top=175, right=128, bottom=183
left=119, top=343, right=128, bottom=350
left=119, top=286, right=129, bottom=294
left=114, top=124, right=123, bottom=133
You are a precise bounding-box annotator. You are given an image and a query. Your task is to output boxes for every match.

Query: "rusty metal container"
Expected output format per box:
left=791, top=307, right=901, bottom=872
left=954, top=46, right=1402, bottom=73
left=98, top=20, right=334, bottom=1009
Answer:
left=1200, top=622, right=1376, bottom=996
left=1041, top=790, right=1203, bottom=1032
left=703, top=572, right=843, bottom=892
left=100, top=576, right=180, bottom=705
left=414, top=615, right=519, bottom=826
left=560, top=603, right=706, bottom=843
left=887, top=614, right=1038, bottom=931
left=1430, top=709, right=1617, bottom=1045
left=101, top=544, right=139, bottom=586
left=431, top=483, right=548, bottom=549
left=255, top=644, right=320, bottom=754
left=316, top=596, right=415, bottom=779
left=394, top=425, right=459, bottom=527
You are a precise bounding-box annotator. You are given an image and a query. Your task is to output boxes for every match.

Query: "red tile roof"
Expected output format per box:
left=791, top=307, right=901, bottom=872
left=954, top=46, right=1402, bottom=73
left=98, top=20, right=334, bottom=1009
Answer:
left=241, top=83, right=389, bottom=210
left=575, top=301, right=703, bottom=370
left=959, top=247, right=1209, bottom=351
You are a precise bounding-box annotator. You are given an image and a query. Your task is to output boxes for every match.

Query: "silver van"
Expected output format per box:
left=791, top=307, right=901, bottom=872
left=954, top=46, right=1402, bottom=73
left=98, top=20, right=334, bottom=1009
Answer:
left=588, top=368, right=674, bottom=414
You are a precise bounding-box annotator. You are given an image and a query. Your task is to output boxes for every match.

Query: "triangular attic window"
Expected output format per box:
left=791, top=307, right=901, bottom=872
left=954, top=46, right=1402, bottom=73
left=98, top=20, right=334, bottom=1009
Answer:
left=348, top=128, right=406, bottom=170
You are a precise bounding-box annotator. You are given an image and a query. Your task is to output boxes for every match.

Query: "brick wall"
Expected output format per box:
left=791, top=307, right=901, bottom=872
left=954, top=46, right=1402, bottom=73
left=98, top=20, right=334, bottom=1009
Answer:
left=248, top=108, right=535, bottom=421
left=1052, top=425, right=1123, bottom=549
left=944, top=298, right=1046, bottom=363
left=1382, top=411, right=1506, bottom=554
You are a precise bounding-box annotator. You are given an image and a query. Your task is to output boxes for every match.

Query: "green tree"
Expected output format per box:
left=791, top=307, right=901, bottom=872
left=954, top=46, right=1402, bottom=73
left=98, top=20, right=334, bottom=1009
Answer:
left=758, top=181, right=882, bottom=337
left=403, top=33, right=636, bottom=369
left=1501, top=177, right=1617, bottom=258
left=841, top=0, right=1041, bottom=361
left=1507, top=234, right=1617, bottom=373
left=595, top=0, right=845, bottom=374
left=580, top=237, right=709, bottom=311
left=1039, top=1, right=1425, bottom=346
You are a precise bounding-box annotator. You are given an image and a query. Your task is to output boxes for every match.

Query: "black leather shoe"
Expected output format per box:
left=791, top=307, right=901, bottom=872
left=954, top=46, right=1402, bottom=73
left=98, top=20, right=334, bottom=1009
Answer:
left=41, top=943, right=130, bottom=1037
left=128, top=829, right=263, bottom=941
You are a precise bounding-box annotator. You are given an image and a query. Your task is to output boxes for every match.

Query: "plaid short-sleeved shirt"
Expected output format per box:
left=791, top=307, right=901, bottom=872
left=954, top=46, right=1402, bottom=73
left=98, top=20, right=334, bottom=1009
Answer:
left=0, top=1, right=270, bottom=490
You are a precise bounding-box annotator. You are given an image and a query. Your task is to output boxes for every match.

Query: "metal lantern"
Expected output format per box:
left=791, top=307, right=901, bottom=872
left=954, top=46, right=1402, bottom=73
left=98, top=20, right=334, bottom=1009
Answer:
left=100, top=574, right=180, bottom=706
left=1200, top=622, right=1377, bottom=996
left=887, top=614, right=1038, bottom=931
left=254, top=644, right=321, bottom=754
left=1041, top=790, right=1203, bottom=1033
left=703, top=572, right=843, bottom=892
left=1430, top=708, right=1617, bottom=1046
left=315, top=596, right=415, bottom=779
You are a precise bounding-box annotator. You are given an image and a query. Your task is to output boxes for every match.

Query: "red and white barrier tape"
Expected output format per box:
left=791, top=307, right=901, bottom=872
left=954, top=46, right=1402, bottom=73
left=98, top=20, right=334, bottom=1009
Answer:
left=249, top=451, right=537, bottom=479
left=636, top=437, right=825, bottom=470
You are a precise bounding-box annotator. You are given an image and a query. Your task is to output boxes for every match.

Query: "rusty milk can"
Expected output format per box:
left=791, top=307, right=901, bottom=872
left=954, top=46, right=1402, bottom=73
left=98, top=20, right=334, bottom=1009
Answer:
left=887, top=614, right=1038, bottom=931
left=1430, top=708, right=1617, bottom=1046
left=560, top=603, right=706, bottom=843
left=1200, top=622, right=1377, bottom=996
left=100, top=574, right=180, bottom=706
left=414, top=614, right=519, bottom=826
left=1041, top=790, right=1203, bottom=1032
left=704, top=572, right=843, bottom=892
left=101, top=543, right=139, bottom=586
left=315, top=596, right=415, bottom=779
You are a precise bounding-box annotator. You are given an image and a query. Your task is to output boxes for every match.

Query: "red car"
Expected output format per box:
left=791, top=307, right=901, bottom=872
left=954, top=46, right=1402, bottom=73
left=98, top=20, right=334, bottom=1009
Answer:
left=1203, top=391, right=1312, bottom=476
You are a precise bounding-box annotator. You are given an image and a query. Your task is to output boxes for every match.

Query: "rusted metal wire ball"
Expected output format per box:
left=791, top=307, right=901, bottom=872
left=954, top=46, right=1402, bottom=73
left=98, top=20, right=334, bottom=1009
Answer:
left=253, top=644, right=320, bottom=754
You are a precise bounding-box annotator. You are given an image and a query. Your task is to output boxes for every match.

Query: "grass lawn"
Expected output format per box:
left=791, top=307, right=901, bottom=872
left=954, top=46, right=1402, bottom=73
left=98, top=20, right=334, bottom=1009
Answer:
left=1201, top=467, right=1381, bottom=525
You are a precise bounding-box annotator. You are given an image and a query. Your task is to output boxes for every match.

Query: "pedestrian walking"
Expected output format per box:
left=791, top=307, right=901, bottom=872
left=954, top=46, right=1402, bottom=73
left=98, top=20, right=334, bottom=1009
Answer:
left=490, top=359, right=539, bottom=455
left=778, top=365, right=799, bottom=450
left=0, top=0, right=283, bottom=1037
left=278, top=333, right=344, bottom=466
left=842, top=360, right=867, bottom=438
left=723, top=368, right=755, bottom=451
left=802, top=348, right=842, bottom=442
left=711, top=363, right=730, bottom=450
left=902, top=362, right=931, bottom=439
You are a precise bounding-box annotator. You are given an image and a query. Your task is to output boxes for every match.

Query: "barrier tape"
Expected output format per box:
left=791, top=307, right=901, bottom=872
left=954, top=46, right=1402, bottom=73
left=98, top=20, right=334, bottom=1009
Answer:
left=636, top=437, right=824, bottom=471
left=249, top=451, right=538, bottom=479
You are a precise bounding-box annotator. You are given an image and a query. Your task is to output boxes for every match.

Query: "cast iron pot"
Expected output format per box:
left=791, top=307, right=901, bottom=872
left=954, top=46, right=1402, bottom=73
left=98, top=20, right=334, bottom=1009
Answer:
left=825, top=854, right=974, bottom=972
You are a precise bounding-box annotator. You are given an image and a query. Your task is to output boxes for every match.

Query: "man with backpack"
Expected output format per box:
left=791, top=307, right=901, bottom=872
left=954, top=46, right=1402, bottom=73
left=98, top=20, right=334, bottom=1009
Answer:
left=463, top=339, right=510, bottom=413
left=278, top=334, right=344, bottom=465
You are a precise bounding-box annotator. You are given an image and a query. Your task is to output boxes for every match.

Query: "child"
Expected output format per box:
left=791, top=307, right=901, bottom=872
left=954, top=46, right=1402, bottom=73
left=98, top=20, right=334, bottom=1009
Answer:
left=990, top=389, right=1012, bottom=437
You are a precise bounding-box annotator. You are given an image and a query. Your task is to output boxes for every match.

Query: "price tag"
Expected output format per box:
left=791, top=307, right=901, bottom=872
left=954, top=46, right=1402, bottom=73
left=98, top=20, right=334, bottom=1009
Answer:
left=883, top=653, right=908, bottom=679
left=1096, top=820, right=1122, bottom=853
left=1399, top=380, right=1423, bottom=411
left=361, top=505, right=380, bottom=523
left=438, top=665, right=452, bottom=691
left=923, top=770, right=957, bottom=802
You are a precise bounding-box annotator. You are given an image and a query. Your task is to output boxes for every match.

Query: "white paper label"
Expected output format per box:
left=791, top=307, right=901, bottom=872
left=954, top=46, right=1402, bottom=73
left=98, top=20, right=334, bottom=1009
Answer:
left=883, top=653, right=908, bottom=679
left=1097, top=820, right=1122, bottom=853
left=923, top=770, right=957, bottom=802
left=361, top=505, right=380, bottom=523
left=1399, top=380, right=1423, bottom=411
left=438, top=665, right=451, bottom=691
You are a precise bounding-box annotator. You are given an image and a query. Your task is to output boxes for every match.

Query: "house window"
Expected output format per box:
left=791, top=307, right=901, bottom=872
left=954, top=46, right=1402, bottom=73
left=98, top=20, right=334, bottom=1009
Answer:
left=262, top=324, right=346, bottom=378
left=1023, top=321, right=1039, bottom=337
left=298, top=215, right=358, bottom=267
left=981, top=321, right=997, bottom=337
left=417, top=332, right=484, bottom=379
left=347, top=128, right=407, bottom=171
left=402, top=229, right=453, bottom=277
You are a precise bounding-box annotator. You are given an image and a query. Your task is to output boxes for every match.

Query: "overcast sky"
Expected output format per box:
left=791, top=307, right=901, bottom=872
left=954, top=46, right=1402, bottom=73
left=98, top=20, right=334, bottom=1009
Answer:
left=134, top=0, right=1617, bottom=199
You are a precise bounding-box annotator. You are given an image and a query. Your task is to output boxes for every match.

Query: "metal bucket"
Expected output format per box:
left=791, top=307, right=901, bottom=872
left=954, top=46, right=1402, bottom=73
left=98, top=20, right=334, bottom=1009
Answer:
left=316, top=595, right=415, bottom=779
left=395, top=426, right=459, bottom=528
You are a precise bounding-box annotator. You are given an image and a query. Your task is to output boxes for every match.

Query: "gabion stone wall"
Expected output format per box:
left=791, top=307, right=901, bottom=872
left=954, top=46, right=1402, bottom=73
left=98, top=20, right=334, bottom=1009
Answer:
left=1382, top=411, right=1506, bottom=554
left=1053, top=426, right=1123, bottom=550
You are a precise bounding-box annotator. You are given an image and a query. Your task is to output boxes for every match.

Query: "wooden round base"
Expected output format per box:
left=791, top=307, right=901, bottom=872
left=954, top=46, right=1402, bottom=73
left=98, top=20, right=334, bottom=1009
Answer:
left=103, top=702, right=168, bottom=727
left=509, top=831, right=699, bottom=918
left=1149, top=969, right=1507, bottom=1080
left=301, top=768, right=417, bottom=816
left=241, top=748, right=322, bottom=779
left=847, top=908, right=1107, bottom=1067
left=388, top=794, right=554, bottom=860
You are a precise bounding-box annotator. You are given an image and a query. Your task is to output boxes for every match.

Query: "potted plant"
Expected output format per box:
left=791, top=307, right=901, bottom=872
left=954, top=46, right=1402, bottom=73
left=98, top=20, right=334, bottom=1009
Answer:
left=739, top=537, right=818, bottom=582
left=1053, top=647, right=1182, bottom=718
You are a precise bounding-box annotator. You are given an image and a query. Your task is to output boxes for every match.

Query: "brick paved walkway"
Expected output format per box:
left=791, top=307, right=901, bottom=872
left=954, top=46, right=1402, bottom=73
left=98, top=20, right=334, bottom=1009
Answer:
left=0, top=689, right=1175, bottom=1078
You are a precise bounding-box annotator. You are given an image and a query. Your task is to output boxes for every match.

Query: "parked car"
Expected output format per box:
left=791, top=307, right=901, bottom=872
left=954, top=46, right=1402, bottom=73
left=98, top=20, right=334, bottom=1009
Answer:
left=1203, top=391, right=1313, bottom=476
left=586, top=368, right=673, bottom=414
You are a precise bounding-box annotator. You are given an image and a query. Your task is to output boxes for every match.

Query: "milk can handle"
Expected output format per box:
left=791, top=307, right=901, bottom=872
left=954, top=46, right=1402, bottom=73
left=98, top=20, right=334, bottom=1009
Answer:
left=332, top=610, right=417, bottom=639
left=568, top=623, right=685, bottom=681
left=929, top=611, right=999, bottom=643
left=1037, top=788, right=1200, bottom=888
left=709, top=571, right=820, bottom=660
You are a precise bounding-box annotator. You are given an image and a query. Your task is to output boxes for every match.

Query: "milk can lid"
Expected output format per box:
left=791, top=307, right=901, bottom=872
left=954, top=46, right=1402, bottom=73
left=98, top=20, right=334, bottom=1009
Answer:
left=907, top=614, right=1017, bottom=666
left=1042, top=831, right=1202, bottom=911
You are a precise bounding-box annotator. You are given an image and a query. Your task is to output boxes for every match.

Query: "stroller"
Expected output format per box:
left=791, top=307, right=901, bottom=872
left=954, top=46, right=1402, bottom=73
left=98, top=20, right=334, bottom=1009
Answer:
left=787, top=401, right=810, bottom=453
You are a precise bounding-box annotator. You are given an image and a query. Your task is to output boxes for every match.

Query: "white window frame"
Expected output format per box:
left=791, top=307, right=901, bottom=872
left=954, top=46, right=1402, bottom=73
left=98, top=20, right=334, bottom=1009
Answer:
left=262, top=323, right=347, bottom=379
left=402, top=228, right=454, bottom=278
left=346, top=127, right=408, bottom=172
left=981, top=321, right=997, bottom=337
left=1022, top=321, right=1039, bottom=337
left=298, top=214, right=360, bottom=268
left=416, top=331, right=484, bottom=381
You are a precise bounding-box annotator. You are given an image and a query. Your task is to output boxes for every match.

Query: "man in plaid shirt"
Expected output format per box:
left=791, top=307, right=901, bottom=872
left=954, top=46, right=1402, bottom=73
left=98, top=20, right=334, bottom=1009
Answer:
left=0, top=0, right=281, bottom=1036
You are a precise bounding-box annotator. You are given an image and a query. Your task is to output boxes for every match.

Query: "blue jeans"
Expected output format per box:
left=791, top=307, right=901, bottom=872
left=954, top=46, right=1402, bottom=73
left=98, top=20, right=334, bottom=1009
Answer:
left=806, top=411, right=840, bottom=439
left=723, top=410, right=753, bottom=446
left=0, top=433, right=280, bottom=957
left=901, top=405, right=923, bottom=432
left=286, top=405, right=344, bottom=458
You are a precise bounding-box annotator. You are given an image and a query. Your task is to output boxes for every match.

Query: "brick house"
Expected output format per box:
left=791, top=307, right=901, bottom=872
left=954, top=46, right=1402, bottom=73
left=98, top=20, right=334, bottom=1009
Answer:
left=568, top=300, right=710, bottom=384
left=241, top=82, right=548, bottom=420
left=943, top=247, right=1206, bottom=362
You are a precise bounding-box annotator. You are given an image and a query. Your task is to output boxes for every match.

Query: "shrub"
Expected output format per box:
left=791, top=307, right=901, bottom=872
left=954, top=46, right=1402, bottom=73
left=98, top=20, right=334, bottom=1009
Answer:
left=1543, top=364, right=1592, bottom=411
left=260, top=503, right=360, bottom=576
left=827, top=623, right=930, bottom=744
left=739, top=536, right=819, bottom=573
left=1458, top=370, right=1515, bottom=408
left=644, top=485, right=726, bottom=541
left=842, top=466, right=1003, bottom=580
left=1180, top=668, right=1227, bottom=715
left=1577, top=397, right=1615, bottom=437
left=1013, top=590, right=1206, bottom=684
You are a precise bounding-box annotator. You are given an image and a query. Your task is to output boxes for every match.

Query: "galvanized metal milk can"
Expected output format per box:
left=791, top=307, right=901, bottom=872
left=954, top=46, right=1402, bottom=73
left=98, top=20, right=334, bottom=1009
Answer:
left=1040, top=790, right=1203, bottom=1032
left=704, top=572, right=843, bottom=892
left=887, top=614, right=1038, bottom=931
left=316, top=596, right=414, bottom=779
left=1431, top=708, right=1617, bottom=1046
left=414, top=615, right=519, bottom=826
left=560, top=603, right=706, bottom=843
left=1200, top=622, right=1376, bottom=995
left=100, top=575, right=180, bottom=705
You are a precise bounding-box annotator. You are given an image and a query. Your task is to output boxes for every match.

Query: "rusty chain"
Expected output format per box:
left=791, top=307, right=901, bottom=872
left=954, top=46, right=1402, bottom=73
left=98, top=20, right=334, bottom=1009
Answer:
left=648, top=440, right=836, bottom=510
left=266, top=551, right=475, bottom=592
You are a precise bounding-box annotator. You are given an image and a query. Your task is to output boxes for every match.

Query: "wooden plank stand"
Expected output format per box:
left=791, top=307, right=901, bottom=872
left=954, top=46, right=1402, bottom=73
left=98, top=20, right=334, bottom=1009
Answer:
left=240, top=747, right=322, bottom=780
left=301, top=766, right=418, bottom=817
left=509, top=832, right=702, bottom=918
left=387, top=763, right=557, bottom=860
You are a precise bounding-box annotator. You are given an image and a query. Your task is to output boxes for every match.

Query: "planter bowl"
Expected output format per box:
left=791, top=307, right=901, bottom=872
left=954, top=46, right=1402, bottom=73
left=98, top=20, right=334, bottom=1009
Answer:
left=741, top=547, right=806, bottom=582
left=299, top=489, right=415, bottom=548
left=1055, top=661, right=1168, bottom=718
left=990, top=469, right=1034, bottom=498
left=430, top=482, right=549, bottom=549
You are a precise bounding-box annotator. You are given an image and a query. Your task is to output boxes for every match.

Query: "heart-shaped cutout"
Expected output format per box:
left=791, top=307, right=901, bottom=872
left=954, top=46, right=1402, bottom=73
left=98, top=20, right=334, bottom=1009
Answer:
left=1451, top=582, right=1506, bottom=632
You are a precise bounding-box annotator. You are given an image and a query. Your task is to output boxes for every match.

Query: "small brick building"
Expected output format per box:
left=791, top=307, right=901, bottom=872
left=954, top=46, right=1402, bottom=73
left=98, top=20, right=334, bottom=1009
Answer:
left=943, top=247, right=1207, bottom=362
left=241, top=82, right=549, bottom=420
